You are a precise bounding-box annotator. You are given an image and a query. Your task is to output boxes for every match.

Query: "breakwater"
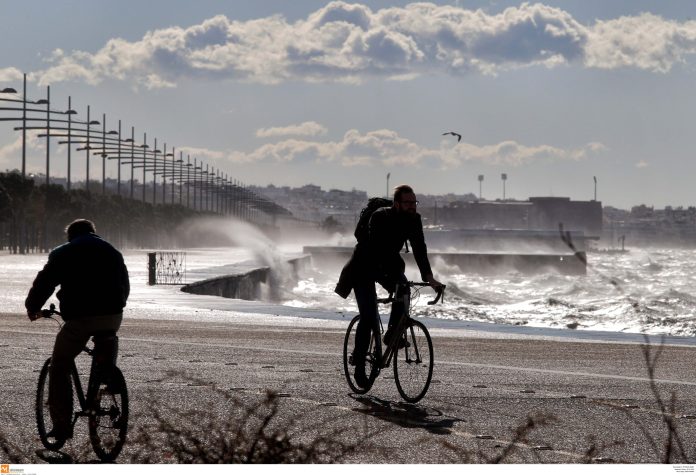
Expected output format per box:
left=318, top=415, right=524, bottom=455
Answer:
left=181, top=255, right=310, bottom=300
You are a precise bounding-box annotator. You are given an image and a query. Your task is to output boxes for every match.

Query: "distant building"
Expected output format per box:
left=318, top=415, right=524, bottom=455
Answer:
left=603, top=204, right=696, bottom=247
left=420, top=197, right=603, bottom=235
left=251, top=184, right=367, bottom=229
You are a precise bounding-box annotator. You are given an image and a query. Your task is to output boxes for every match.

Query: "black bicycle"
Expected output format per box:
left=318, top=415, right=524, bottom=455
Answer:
left=343, top=282, right=445, bottom=403
left=35, top=304, right=129, bottom=462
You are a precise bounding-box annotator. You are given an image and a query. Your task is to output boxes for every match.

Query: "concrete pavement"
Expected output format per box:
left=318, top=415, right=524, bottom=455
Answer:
left=1, top=310, right=695, bottom=464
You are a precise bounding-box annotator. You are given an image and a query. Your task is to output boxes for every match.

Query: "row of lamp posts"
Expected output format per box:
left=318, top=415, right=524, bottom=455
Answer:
left=0, top=73, right=273, bottom=222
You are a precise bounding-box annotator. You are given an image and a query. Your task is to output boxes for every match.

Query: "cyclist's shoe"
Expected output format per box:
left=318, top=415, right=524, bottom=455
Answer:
left=46, top=426, right=73, bottom=442
left=383, top=328, right=410, bottom=349
left=354, top=360, right=369, bottom=389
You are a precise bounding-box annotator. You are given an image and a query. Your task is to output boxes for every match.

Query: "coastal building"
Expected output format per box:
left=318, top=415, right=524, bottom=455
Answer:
left=419, top=197, right=603, bottom=235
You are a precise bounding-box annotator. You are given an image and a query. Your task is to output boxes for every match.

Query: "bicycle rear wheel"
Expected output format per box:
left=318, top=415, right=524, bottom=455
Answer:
left=343, top=315, right=380, bottom=394
left=88, top=366, right=128, bottom=462
left=393, top=319, right=433, bottom=403
left=36, top=358, right=66, bottom=451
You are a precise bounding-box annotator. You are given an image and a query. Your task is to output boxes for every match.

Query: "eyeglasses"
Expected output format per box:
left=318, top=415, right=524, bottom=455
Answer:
left=400, top=200, right=419, bottom=205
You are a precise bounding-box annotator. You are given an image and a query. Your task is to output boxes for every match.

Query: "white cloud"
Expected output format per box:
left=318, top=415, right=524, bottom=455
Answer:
left=256, top=121, right=328, bottom=138
left=440, top=139, right=605, bottom=168
left=210, top=128, right=606, bottom=168
left=0, top=67, right=24, bottom=83
left=585, top=13, right=696, bottom=72
left=635, top=160, right=649, bottom=168
left=178, top=146, right=226, bottom=161
left=20, top=2, right=696, bottom=88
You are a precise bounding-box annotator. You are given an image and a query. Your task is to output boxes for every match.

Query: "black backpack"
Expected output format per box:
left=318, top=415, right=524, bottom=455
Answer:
left=354, top=197, right=392, bottom=243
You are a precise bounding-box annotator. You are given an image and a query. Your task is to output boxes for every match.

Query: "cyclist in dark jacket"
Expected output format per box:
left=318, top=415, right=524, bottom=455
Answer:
left=335, top=185, right=441, bottom=388
left=26, top=219, right=129, bottom=442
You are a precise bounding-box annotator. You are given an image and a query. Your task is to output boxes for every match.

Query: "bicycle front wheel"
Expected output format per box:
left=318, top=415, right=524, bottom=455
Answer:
left=393, top=319, right=434, bottom=403
left=88, top=366, right=129, bottom=462
left=36, top=358, right=66, bottom=451
left=343, top=315, right=380, bottom=394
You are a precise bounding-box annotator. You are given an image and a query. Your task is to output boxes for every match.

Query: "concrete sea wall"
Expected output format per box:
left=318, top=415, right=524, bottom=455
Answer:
left=181, top=255, right=310, bottom=300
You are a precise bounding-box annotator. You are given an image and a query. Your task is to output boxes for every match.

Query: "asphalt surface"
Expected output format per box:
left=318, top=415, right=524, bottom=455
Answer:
left=1, top=311, right=696, bottom=464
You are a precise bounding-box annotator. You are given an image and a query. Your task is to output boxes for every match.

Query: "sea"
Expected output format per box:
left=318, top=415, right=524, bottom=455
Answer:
left=3, top=244, right=696, bottom=338
left=281, top=247, right=696, bottom=338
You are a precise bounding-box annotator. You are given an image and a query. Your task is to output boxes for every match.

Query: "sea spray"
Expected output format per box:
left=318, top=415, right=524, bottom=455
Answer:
left=177, top=216, right=294, bottom=301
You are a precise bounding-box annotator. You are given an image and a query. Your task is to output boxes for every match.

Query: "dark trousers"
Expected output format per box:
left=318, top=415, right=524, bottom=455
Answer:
left=49, top=313, right=122, bottom=432
left=353, top=274, right=409, bottom=361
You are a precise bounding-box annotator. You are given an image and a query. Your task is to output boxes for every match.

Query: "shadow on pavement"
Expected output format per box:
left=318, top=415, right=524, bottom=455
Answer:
left=349, top=394, right=464, bottom=434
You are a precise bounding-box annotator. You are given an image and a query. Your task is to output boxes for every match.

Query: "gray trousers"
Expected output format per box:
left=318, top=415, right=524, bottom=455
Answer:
left=49, top=313, right=123, bottom=431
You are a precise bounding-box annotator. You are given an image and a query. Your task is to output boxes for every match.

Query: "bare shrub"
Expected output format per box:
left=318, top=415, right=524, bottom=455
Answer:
left=126, top=382, right=374, bottom=463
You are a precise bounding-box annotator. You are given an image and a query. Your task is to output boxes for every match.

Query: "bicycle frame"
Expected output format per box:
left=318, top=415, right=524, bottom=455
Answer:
left=374, top=282, right=443, bottom=369
left=69, top=345, right=102, bottom=422
left=377, top=292, right=410, bottom=369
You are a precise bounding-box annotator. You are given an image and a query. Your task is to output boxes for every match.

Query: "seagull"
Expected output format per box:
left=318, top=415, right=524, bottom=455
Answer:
left=442, top=131, right=462, bottom=142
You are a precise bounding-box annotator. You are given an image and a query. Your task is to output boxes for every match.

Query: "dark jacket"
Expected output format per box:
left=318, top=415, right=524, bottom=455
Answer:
left=335, top=207, right=433, bottom=298
left=25, top=233, right=130, bottom=320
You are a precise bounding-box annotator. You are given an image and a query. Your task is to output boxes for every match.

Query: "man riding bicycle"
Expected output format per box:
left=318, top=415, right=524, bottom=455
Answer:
left=335, top=185, right=442, bottom=389
left=25, top=219, right=130, bottom=442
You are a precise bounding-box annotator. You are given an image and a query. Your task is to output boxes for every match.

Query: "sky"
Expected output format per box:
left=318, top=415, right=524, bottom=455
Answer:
left=2, top=0, right=696, bottom=209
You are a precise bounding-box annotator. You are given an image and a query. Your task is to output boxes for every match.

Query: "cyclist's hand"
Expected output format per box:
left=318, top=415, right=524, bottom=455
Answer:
left=426, top=276, right=444, bottom=289
left=27, top=310, right=40, bottom=321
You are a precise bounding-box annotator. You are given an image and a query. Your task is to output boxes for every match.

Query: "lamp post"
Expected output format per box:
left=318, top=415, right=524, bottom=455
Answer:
left=126, top=126, right=135, bottom=199
left=205, top=164, right=210, bottom=212
left=593, top=176, right=597, bottom=201
left=20, top=85, right=50, bottom=186
left=66, top=97, right=77, bottom=191
left=22, top=73, right=26, bottom=177
left=186, top=155, right=191, bottom=209
left=142, top=133, right=148, bottom=202
left=39, top=86, right=50, bottom=185
left=501, top=173, right=507, bottom=201
left=85, top=106, right=100, bottom=193
left=102, top=125, right=119, bottom=195
left=116, top=120, right=122, bottom=196
left=192, top=159, right=198, bottom=211
left=178, top=151, right=184, bottom=206
left=169, top=147, right=176, bottom=204
left=161, top=142, right=167, bottom=204
left=478, top=174, right=484, bottom=200
left=101, top=114, right=107, bottom=194
left=152, top=138, right=159, bottom=205
left=0, top=81, right=29, bottom=180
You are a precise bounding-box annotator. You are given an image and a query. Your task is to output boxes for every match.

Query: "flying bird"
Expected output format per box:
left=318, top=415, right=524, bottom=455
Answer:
left=442, top=131, right=462, bottom=142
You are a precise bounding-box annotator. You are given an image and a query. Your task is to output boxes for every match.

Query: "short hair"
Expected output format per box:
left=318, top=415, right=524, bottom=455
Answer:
left=65, top=219, right=96, bottom=240
left=393, top=184, right=414, bottom=203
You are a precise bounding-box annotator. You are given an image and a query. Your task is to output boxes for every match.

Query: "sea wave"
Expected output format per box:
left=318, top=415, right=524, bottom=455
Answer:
left=284, top=248, right=696, bottom=337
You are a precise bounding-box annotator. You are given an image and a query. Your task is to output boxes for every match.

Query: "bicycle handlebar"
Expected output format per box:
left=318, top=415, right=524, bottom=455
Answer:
left=426, top=285, right=446, bottom=305
left=376, top=282, right=446, bottom=305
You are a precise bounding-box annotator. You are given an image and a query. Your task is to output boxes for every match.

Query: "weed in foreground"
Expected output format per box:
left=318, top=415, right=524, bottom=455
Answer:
left=126, top=382, right=376, bottom=463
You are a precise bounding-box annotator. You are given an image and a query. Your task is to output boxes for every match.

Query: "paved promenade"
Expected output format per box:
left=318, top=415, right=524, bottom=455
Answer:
left=2, top=307, right=696, bottom=464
